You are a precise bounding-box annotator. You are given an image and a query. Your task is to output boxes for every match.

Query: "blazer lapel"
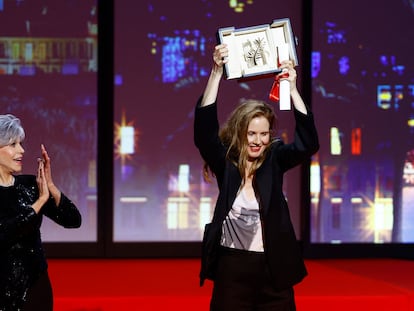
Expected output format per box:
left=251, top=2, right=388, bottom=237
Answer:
left=255, top=160, right=272, bottom=215
left=226, top=161, right=242, bottom=212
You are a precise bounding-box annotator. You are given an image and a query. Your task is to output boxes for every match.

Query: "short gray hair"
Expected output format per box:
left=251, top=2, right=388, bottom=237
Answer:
left=0, top=114, right=25, bottom=147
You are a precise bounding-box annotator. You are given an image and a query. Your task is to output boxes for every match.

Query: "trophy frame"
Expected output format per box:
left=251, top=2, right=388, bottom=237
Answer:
left=217, top=18, right=298, bottom=81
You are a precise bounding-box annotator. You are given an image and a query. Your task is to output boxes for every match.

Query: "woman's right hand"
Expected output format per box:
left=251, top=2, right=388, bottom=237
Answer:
left=32, top=158, right=50, bottom=214
left=212, top=44, right=228, bottom=73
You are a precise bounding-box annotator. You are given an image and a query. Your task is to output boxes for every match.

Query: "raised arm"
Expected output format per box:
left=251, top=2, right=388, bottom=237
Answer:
left=200, top=44, right=228, bottom=107
left=278, top=60, right=308, bottom=115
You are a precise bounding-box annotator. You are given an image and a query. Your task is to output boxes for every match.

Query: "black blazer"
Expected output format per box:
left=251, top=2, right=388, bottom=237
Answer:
left=194, top=97, right=319, bottom=290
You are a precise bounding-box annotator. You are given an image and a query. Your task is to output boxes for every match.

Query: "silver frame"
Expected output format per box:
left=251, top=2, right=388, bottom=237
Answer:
left=217, top=18, right=298, bottom=80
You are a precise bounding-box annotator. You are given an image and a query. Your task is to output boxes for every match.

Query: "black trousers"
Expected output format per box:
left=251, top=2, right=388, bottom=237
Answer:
left=23, top=271, right=53, bottom=311
left=210, top=247, right=296, bottom=311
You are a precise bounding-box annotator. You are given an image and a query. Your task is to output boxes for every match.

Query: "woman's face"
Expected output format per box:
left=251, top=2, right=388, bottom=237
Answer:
left=0, top=139, right=25, bottom=175
left=246, top=116, right=270, bottom=161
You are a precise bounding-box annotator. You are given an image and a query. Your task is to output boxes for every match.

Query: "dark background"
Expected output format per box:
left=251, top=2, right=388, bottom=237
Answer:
left=1, top=0, right=413, bottom=258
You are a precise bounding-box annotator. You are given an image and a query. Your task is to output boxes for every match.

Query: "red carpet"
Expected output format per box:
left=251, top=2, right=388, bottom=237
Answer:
left=48, top=258, right=414, bottom=311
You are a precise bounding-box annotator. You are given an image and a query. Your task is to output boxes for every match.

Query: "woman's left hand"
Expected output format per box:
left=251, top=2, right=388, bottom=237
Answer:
left=41, top=144, right=55, bottom=190
left=277, top=60, right=297, bottom=91
left=40, top=144, right=62, bottom=204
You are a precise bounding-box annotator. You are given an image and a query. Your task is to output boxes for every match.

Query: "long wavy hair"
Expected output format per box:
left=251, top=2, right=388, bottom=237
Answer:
left=203, top=99, right=277, bottom=182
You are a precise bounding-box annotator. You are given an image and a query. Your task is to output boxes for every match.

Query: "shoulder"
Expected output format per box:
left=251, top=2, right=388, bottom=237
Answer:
left=266, top=138, right=285, bottom=162
left=270, top=138, right=284, bottom=150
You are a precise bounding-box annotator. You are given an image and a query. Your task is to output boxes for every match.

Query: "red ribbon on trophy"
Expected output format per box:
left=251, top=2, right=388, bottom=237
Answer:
left=269, top=43, right=291, bottom=110
left=269, top=71, right=289, bottom=102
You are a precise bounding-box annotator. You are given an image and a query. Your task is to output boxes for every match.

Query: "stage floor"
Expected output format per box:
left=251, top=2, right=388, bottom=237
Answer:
left=48, top=258, right=414, bottom=311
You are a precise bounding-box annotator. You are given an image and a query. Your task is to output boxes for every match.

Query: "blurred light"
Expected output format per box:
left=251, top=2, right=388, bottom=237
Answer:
left=120, top=197, right=148, bottom=203
left=351, top=128, right=362, bottom=155
left=310, top=158, right=320, bottom=193
left=408, top=116, right=414, bottom=128
left=120, top=126, right=134, bottom=155
left=331, top=197, right=343, bottom=204
left=374, top=198, right=393, bottom=232
left=229, top=0, right=237, bottom=8
left=338, top=56, right=350, bottom=75
left=114, top=74, right=123, bottom=86
left=351, top=197, right=363, bottom=203
left=178, top=164, right=190, bottom=192
left=330, top=127, right=342, bottom=155
left=403, top=162, right=414, bottom=185
left=199, top=197, right=212, bottom=229
left=394, top=85, right=404, bottom=110
left=377, top=85, right=392, bottom=109
left=379, top=55, right=388, bottom=66
left=229, top=0, right=253, bottom=13
left=167, top=197, right=189, bottom=229
left=311, top=51, right=321, bottom=78
left=167, top=201, right=178, bottom=229
left=392, top=65, right=405, bottom=75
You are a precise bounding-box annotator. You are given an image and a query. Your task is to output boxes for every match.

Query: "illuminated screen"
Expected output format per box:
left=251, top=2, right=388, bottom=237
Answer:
left=0, top=0, right=98, bottom=242
left=114, top=0, right=303, bottom=241
left=310, top=0, right=414, bottom=243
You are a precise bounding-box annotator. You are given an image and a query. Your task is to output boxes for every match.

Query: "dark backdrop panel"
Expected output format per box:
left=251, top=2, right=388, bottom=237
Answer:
left=7, top=0, right=413, bottom=258
left=305, top=0, right=414, bottom=258
left=112, top=0, right=305, bottom=250
left=0, top=0, right=98, bottom=245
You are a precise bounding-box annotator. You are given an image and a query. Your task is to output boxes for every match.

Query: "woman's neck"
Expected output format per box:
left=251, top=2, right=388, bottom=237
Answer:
left=244, top=159, right=254, bottom=178
left=0, top=174, right=15, bottom=187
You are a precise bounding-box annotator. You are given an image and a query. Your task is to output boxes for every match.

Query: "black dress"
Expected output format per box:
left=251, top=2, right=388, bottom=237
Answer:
left=0, top=175, right=81, bottom=311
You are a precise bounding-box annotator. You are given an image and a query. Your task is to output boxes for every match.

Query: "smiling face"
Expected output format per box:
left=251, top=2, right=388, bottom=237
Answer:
left=219, top=100, right=275, bottom=177
left=246, top=116, right=271, bottom=161
left=0, top=139, right=25, bottom=175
